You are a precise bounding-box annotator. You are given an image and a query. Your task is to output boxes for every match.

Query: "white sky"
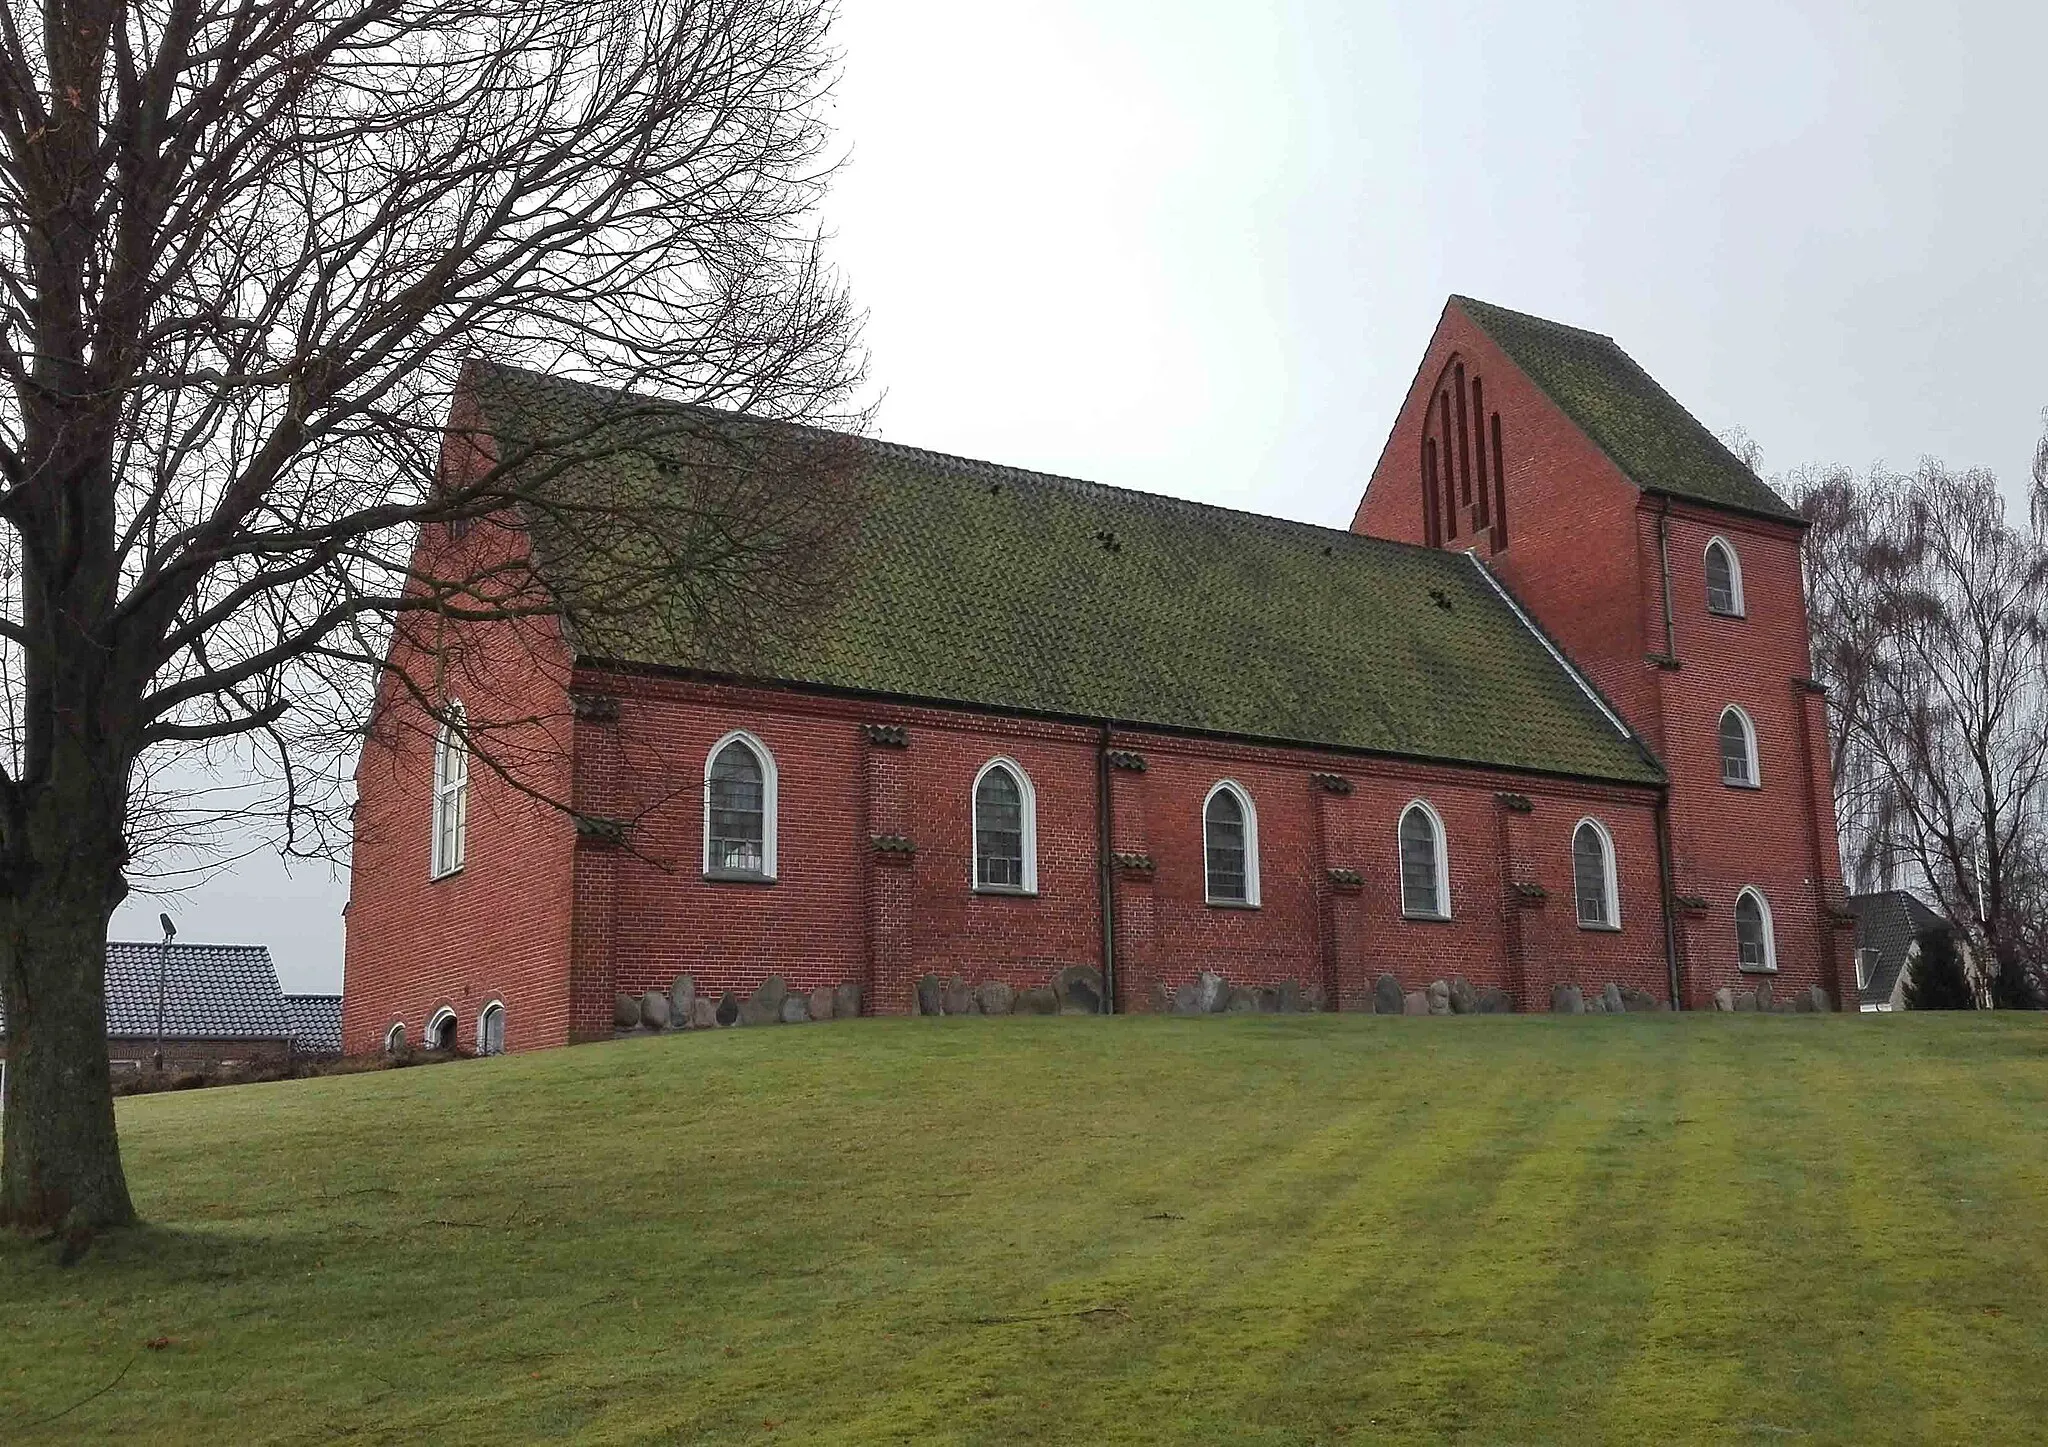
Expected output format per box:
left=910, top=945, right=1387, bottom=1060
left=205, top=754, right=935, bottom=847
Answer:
left=114, top=0, right=2048, bottom=993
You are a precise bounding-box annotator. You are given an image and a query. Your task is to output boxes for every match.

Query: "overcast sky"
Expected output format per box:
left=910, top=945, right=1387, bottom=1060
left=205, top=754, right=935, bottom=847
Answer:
left=114, top=0, right=2048, bottom=992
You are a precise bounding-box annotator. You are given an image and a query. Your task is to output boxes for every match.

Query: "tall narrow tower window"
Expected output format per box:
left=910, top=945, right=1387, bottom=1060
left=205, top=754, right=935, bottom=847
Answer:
left=1420, top=356, right=1506, bottom=551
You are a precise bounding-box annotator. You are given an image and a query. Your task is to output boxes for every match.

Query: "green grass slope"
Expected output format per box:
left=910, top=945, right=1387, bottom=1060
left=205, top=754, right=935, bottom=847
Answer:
left=4, top=1015, right=2046, bottom=1445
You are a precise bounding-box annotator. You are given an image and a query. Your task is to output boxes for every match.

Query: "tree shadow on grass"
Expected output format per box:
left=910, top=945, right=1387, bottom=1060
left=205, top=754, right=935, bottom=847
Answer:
left=0, top=1219, right=286, bottom=1284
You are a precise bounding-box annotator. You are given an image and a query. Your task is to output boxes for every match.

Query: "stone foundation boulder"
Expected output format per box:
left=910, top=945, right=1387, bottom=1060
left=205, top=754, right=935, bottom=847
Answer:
left=780, top=994, right=810, bottom=1023
left=1713, top=987, right=1734, bottom=1012
left=1170, top=980, right=1202, bottom=1015
left=1426, top=980, right=1452, bottom=1015
left=1143, top=981, right=1170, bottom=1014
left=1474, top=987, right=1514, bottom=1014
left=1618, top=985, right=1661, bottom=1013
left=1016, top=985, right=1059, bottom=1015
left=1222, top=986, right=1256, bottom=1013
left=1374, top=974, right=1405, bottom=1015
left=640, top=991, right=670, bottom=1029
left=670, top=975, right=697, bottom=1025
left=1586, top=992, right=1607, bottom=1013
left=692, top=996, right=718, bottom=1028
left=915, top=973, right=945, bottom=1016
left=1403, top=990, right=1429, bottom=1016
left=978, top=980, right=1016, bottom=1016
left=1254, top=985, right=1282, bottom=1013
left=1600, top=982, right=1624, bottom=1014
left=1807, top=985, right=1831, bottom=1013
left=1551, top=983, right=1584, bottom=1014
left=808, top=985, right=836, bottom=1021
left=944, top=975, right=976, bottom=1016
left=1194, top=970, right=1230, bottom=1014
left=1277, top=980, right=1304, bottom=1013
left=715, top=990, right=740, bottom=1027
left=739, top=975, right=788, bottom=1027
left=1732, top=989, right=1757, bottom=1012
left=833, top=982, right=862, bottom=1019
left=614, top=992, right=641, bottom=1029
left=1053, top=964, right=1105, bottom=1015
left=1302, top=982, right=1328, bottom=1013
left=1448, top=976, right=1479, bottom=1014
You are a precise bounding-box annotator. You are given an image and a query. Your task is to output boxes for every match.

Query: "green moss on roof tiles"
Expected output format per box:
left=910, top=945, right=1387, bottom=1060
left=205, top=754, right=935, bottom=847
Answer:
left=469, top=364, right=1662, bottom=786
left=1453, top=296, right=1799, bottom=522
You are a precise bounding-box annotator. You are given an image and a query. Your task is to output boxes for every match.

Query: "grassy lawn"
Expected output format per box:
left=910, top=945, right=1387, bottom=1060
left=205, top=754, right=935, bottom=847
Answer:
left=3, top=1013, right=2046, bottom=1444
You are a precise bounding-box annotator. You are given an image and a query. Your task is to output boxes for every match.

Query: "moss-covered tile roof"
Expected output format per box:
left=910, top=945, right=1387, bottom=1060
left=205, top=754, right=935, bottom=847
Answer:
left=1453, top=297, right=1799, bottom=522
left=469, top=365, right=1662, bottom=786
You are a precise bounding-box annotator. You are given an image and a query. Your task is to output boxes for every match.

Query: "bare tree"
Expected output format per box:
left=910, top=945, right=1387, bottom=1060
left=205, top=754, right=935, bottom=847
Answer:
left=1805, top=463, right=2048, bottom=1005
left=1793, top=463, right=1890, bottom=887
left=0, top=0, right=865, bottom=1233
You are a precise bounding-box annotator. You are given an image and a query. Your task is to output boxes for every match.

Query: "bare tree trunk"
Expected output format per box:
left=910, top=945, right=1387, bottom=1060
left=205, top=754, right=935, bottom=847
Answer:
left=0, top=782, right=135, bottom=1230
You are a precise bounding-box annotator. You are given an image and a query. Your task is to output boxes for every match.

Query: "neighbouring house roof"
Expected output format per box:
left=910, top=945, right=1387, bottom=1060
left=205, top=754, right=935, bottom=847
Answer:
left=284, top=994, right=343, bottom=1056
left=1849, top=891, right=1951, bottom=1007
left=1451, top=297, right=1801, bottom=523
left=0, top=943, right=293, bottom=1042
left=466, top=364, right=1663, bottom=787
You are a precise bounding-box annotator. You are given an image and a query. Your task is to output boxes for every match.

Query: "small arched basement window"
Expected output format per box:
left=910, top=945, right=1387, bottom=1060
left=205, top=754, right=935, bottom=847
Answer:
left=972, top=758, right=1037, bottom=893
left=1203, top=782, right=1260, bottom=906
left=384, top=1022, right=407, bottom=1055
left=1719, top=706, right=1759, bottom=787
left=703, top=731, right=778, bottom=879
left=1399, top=801, right=1450, bottom=919
left=1572, top=818, right=1620, bottom=928
left=431, top=703, right=469, bottom=879
left=1736, top=887, right=1777, bottom=972
left=1704, top=536, right=1745, bottom=617
left=425, top=1006, right=457, bottom=1052
left=477, top=1001, right=506, bottom=1056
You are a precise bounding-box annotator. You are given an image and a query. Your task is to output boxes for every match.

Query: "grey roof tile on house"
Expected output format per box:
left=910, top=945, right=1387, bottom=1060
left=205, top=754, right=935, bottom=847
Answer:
left=1849, top=891, right=1950, bottom=1007
left=0, top=943, right=292, bottom=1041
left=466, top=364, right=1664, bottom=787
left=284, top=994, right=343, bottom=1056
left=1452, top=296, right=1801, bottom=523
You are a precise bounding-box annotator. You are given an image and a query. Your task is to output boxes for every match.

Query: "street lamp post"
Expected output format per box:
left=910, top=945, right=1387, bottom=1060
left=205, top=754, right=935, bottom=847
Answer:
left=153, top=912, right=176, bottom=1073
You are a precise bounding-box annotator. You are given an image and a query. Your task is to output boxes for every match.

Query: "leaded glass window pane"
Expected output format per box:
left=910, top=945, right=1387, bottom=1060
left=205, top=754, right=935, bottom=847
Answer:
left=708, top=741, right=766, bottom=874
left=1737, top=895, right=1768, bottom=967
left=1574, top=823, right=1611, bottom=926
left=975, top=767, right=1025, bottom=888
left=1205, top=790, right=1247, bottom=902
left=1720, top=712, right=1753, bottom=785
left=1706, top=542, right=1739, bottom=615
left=1400, top=807, right=1441, bottom=916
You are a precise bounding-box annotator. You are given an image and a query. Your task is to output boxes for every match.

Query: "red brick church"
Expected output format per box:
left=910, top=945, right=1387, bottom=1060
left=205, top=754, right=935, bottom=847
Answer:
left=341, top=297, right=1853, bottom=1054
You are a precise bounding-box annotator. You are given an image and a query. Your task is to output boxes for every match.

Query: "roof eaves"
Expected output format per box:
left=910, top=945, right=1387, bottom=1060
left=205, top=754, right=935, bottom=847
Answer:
left=573, top=656, right=1668, bottom=791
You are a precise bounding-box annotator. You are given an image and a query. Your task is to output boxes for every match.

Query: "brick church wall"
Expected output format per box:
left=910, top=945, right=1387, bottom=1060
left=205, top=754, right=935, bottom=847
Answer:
left=341, top=480, right=580, bottom=1056
left=1353, top=300, right=1854, bottom=1010
left=548, top=672, right=1671, bottom=1018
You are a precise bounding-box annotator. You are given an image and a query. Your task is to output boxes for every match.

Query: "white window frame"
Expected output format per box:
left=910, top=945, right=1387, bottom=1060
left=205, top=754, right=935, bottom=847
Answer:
left=1718, top=705, right=1760, bottom=788
left=702, top=729, right=779, bottom=880
left=1398, top=799, right=1452, bottom=920
left=1736, top=886, right=1778, bottom=973
left=971, top=757, right=1038, bottom=895
left=1202, top=780, right=1261, bottom=907
left=1572, top=817, right=1622, bottom=930
left=384, top=1021, right=407, bottom=1055
left=430, top=702, right=469, bottom=879
left=1704, top=535, right=1746, bottom=617
left=425, top=1005, right=458, bottom=1051
left=477, top=999, right=506, bottom=1056
left=1854, top=948, right=1877, bottom=992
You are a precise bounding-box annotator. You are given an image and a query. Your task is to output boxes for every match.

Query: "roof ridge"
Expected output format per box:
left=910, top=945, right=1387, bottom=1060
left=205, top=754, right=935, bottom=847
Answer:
left=1450, top=294, right=1615, bottom=343
left=471, top=359, right=1451, bottom=565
